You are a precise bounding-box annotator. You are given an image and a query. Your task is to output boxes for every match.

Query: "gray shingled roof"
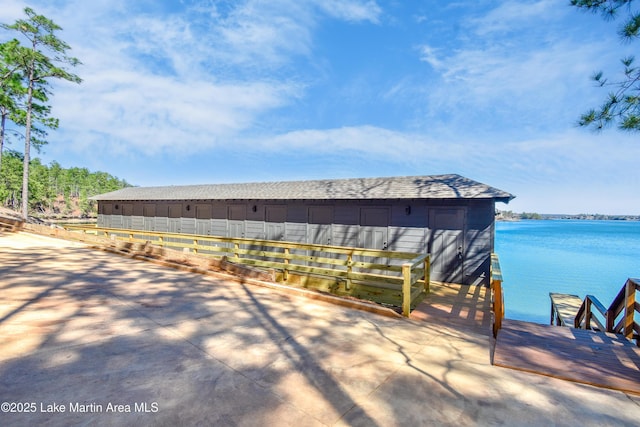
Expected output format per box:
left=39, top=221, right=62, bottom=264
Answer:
left=90, top=174, right=514, bottom=203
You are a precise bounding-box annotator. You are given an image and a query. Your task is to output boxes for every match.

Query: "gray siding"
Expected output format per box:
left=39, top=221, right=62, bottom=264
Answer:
left=332, top=224, right=358, bottom=247
left=181, top=218, right=196, bottom=235
left=245, top=221, right=265, bottom=240
left=285, top=223, right=306, bottom=243
left=96, top=197, right=497, bottom=285
left=196, top=219, right=211, bottom=235
left=212, top=219, right=227, bottom=236
left=463, top=200, right=495, bottom=286
left=131, top=215, right=144, bottom=230
left=143, top=216, right=154, bottom=231
left=111, top=215, right=123, bottom=229
left=389, top=226, right=427, bottom=253
left=155, top=217, right=168, bottom=233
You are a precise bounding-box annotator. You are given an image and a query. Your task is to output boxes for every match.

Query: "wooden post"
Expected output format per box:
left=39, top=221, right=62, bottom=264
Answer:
left=346, top=253, right=353, bottom=291
left=490, top=254, right=505, bottom=337
left=492, top=278, right=503, bottom=338
left=193, top=239, right=198, bottom=254
left=584, top=298, right=592, bottom=330
left=423, top=255, right=430, bottom=293
left=606, top=305, right=615, bottom=333
left=402, top=262, right=411, bottom=317
left=624, top=279, right=636, bottom=340
left=234, top=242, right=240, bottom=260
left=283, top=248, right=290, bottom=281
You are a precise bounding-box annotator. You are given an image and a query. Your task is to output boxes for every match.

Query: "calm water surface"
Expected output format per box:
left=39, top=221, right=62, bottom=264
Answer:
left=494, top=220, right=640, bottom=324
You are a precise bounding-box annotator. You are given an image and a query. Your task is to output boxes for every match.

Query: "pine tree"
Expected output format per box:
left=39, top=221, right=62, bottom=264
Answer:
left=1, top=8, right=81, bottom=219
left=572, top=1, right=640, bottom=131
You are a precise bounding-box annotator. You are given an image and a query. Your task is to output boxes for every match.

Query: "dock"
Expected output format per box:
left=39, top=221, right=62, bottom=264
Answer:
left=494, top=319, right=640, bottom=395
left=410, top=281, right=492, bottom=336
left=550, top=292, right=583, bottom=327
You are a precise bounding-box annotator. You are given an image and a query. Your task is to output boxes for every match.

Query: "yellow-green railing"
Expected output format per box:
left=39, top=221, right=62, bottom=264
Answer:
left=65, top=225, right=430, bottom=316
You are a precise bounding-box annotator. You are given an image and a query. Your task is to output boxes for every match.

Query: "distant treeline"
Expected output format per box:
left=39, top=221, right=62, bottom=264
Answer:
left=496, top=211, right=542, bottom=220
left=497, top=210, right=639, bottom=221
left=0, top=149, right=131, bottom=217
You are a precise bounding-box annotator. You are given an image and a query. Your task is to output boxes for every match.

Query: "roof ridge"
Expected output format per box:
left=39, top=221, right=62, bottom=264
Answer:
left=91, top=174, right=514, bottom=203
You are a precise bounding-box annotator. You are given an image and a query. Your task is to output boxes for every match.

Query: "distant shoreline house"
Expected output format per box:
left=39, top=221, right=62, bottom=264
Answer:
left=91, top=174, right=514, bottom=286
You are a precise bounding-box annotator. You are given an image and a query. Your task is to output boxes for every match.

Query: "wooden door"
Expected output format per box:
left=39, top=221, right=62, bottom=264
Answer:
left=168, top=205, right=181, bottom=233
left=359, top=207, right=390, bottom=274
left=122, top=204, right=133, bottom=230
left=196, top=205, right=212, bottom=235
left=308, top=207, right=333, bottom=245
left=265, top=206, right=286, bottom=241
left=429, top=208, right=465, bottom=284
left=143, top=204, right=156, bottom=231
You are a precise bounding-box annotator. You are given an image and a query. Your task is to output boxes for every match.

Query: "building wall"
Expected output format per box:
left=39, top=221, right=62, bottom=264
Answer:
left=97, top=198, right=496, bottom=285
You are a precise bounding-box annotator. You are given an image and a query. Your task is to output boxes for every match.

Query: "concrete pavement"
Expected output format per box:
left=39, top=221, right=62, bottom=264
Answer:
left=1, top=231, right=639, bottom=426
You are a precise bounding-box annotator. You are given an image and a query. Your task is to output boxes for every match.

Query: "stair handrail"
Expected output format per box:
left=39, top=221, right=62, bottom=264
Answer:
left=574, top=295, right=607, bottom=331
left=490, top=253, right=504, bottom=338
left=574, top=278, right=639, bottom=346
left=608, top=278, right=639, bottom=341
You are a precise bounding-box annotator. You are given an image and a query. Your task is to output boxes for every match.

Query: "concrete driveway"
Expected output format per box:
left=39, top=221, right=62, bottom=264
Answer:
left=1, top=232, right=639, bottom=426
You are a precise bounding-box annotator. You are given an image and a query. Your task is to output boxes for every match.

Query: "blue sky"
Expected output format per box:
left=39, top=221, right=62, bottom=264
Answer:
left=2, top=0, right=639, bottom=214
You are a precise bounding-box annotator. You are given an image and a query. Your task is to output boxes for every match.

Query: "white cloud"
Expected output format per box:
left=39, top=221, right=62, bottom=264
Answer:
left=3, top=0, right=638, bottom=215
left=314, top=0, right=382, bottom=23
left=240, top=123, right=640, bottom=214
left=2, top=0, right=382, bottom=158
left=470, top=0, right=560, bottom=36
left=253, top=125, right=503, bottom=175
left=413, top=1, right=629, bottom=136
left=53, top=72, right=300, bottom=155
left=417, top=44, right=444, bottom=70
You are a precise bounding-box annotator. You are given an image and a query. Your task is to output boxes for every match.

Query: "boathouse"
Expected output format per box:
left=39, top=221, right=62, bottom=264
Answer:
left=91, top=174, right=514, bottom=286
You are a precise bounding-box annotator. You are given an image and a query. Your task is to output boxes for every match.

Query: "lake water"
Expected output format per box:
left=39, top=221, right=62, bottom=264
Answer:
left=494, top=220, right=640, bottom=324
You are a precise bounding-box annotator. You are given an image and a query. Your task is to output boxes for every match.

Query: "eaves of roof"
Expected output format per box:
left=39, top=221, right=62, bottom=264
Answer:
left=90, top=174, right=515, bottom=204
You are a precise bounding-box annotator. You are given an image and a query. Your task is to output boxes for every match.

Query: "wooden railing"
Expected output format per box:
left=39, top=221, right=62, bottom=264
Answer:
left=490, top=253, right=504, bottom=337
left=0, top=216, right=24, bottom=233
left=574, top=278, right=640, bottom=346
left=65, top=225, right=430, bottom=316
left=573, top=295, right=607, bottom=331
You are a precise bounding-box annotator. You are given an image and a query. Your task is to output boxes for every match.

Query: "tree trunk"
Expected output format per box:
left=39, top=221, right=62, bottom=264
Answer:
left=21, top=68, right=34, bottom=220
left=0, top=111, right=5, bottom=174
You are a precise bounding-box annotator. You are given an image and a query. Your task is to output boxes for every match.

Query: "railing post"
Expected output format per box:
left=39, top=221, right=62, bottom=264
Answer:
left=491, top=254, right=504, bottom=337
left=492, top=277, right=503, bottom=337
left=423, top=255, right=430, bottom=293
left=584, top=298, right=592, bottom=330
left=624, top=279, right=636, bottom=340
left=346, top=253, right=353, bottom=290
left=402, top=262, right=411, bottom=317
left=234, top=242, right=240, bottom=260
left=606, top=306, right=615, bottom=333
left=193, top=239, right=198, bottom=254
left=573, top=303, right=582, bottom=328
left=283, top=248, right=290, bottom=281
